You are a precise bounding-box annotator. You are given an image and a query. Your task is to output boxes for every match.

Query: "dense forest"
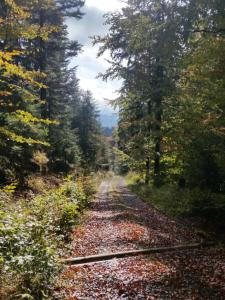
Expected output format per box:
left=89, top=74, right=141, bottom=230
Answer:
left=95, top=0, right=225, bottom=229
left=0, top=0, right=108, bottom=298
left=0, top=0, right=103, bottom=184
left=1, top=0, right=225, bottom=299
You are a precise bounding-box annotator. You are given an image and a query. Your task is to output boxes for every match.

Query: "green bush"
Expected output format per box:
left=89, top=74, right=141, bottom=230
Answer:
left=0, top=177, right=92, bottom=299
left=0, top=206, right=60, bottom=299
left=128, top=182, right=192, bottom=216
left=31, top=179, right=88, bottom=237
left=126, top=173, right=225, bottom=232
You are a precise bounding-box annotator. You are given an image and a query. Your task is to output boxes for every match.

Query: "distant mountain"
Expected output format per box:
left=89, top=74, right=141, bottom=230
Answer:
left=98, top=105, right=118, bottom=127
left=102, top=126, right=114, bottom=137
left=100, top=113, right=118, bottom=127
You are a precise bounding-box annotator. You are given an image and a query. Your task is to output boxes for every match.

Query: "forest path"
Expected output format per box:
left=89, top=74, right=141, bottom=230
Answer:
left=58, top=177, right=225, bottom=299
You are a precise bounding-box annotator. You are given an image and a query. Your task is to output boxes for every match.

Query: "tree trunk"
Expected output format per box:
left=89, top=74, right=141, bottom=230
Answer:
left=63, top=242, right=215, bottom=266
left=153, top=62, right=163, bottom=187
left=145, top=157, right=150, bottom=184
left=38, top=9, right=48, bottom=118
left=154, top=139, right=160, bottom=176
left=154, top=118, right=162, bottom=187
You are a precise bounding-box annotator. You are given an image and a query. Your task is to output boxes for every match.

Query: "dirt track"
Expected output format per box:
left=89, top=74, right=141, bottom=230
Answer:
left=57, top=178, right=225, bottom=299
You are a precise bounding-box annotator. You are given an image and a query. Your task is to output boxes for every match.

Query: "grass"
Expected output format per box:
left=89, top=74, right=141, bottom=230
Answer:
left=125, top=172, right=225, bottom=238
left=126, top=172, right=192, bottom=217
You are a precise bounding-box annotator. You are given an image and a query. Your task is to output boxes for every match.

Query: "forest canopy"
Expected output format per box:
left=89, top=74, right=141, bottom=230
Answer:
left=0, top=0, right=101, bottom=184
left=94, top=0, right=225, bottom=191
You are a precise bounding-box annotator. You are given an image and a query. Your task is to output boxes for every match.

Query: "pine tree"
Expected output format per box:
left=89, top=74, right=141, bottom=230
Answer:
left=26, top=0, right=84, bottom=172
left=0, top=0, right=86, bottom=181
left=0, top=0, right=57, bottom=182
left=94, top=0, right=187, bottom=185
left=72, top=91, right=101, bottom=171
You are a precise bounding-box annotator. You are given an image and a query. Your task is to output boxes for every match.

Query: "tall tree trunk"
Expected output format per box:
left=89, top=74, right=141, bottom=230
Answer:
left=146, top=99, right=152, bottom=184
left=153, top=63, right=163, bottom=187
left=38, top=9, right=48, bottom=118
left=145, top=156, right=150, bottom=184
left=154, top=137, right=161, bottom=184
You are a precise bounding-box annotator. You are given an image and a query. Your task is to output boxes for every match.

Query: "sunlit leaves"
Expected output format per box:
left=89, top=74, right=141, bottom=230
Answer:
left=0, top=1, right=58, bottom=146
left=15, top=110, right=58, bottom=125
left=0, top=128, right=50, bottom=146
left=1, top=176, right=91, bottom=298
left=4, top=0, right=30, bottom=20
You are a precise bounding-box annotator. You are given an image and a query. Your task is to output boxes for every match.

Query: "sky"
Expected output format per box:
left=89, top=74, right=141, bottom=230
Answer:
left=66, top=0, right=124, bottom=114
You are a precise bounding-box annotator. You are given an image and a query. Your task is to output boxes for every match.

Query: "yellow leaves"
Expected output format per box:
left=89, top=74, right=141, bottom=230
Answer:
left=27, top=0, right=55, bottom=10
left=32, top=150, right=49, bottom=168
left=0, top=50, right=22, bottom=61
left=3, top=181, right=18, bottom=194
left=1, top=1, right=58, bottom=41
left=20, top=24, right=58, bottom=41
left=0, top=127, right=50, bottom=146
left=39, top=25, right=58, bottom=41
left=15, top=110, right=59, bottom=125
left=5, top=0, right=30, bottom=20
left=0, top=51, right=47, bottom=89
left=0, top=91, right=12, bottom=97
left=0, top=1, right=60, bottom=148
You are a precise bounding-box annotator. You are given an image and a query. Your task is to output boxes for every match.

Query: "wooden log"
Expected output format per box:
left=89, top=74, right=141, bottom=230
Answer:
left=62, top=241, right=215, bottom=266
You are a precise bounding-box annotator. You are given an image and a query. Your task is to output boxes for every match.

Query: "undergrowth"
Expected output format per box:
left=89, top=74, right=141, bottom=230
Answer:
left=0, top=175, right=94, bottom=300
left=126, top=172, right=225, bottom=234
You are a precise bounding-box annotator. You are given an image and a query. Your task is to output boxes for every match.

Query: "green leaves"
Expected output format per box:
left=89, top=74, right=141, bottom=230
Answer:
left=94, top=0, right=187, bottom=183
left=0, top=1, right=58, bottom=153
left=96, top=0, right=225, bottom=191
left=0, top=176, right=92, bottom=299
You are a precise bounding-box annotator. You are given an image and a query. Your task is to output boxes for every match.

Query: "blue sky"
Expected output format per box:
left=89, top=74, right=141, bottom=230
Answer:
left=66, top=0, right=124, bottom=113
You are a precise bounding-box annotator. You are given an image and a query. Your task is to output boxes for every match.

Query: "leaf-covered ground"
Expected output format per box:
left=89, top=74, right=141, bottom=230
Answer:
left=56, top=178, right=225, bottom=299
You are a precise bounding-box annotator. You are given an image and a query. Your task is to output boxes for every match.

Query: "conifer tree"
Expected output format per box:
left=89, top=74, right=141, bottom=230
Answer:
left=94, top=0, right=186, bottom=185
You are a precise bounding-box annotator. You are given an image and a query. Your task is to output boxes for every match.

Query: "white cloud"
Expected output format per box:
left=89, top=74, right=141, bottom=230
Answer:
left=85, top=0, right=124, bottom=11
left=67, top=1, right=123, bottom=111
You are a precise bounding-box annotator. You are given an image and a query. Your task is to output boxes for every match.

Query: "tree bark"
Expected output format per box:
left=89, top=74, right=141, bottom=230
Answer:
left=63, top=242, right=215, bottom=266
left=145, top=157, right=150, bottom=184
left=153, top=61, right=164, bottom=187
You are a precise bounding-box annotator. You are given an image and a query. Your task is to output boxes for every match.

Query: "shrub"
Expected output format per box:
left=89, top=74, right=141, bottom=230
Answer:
left=126, top=173, right=225, bottom=232
left=0, top=205, right=60, bottom=299
left=31, top=179, right=89, bottom=238
left=31, top=151, right=49, bottom=174
left=27, top=174, right=62, bottom=194
left=128, top=182, right=192, bottom=216
left=0, top=176, right=93, bottom=299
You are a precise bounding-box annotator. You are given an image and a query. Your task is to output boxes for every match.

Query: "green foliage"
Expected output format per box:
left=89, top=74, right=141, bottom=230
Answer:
left=127, top=177, right=192, bottom=217
left=0, top=212, right=60, bottom=299
left=0, top=1, right=55, bottom=147
left=0, top=201, right=60, bottom=299
left=113, top=148, right=145, bottom=175
left=0, top=0, right=103, bottom=184
left=73, top=91, right=101, bottom=170
left=0, top=176, right=91, bottom=299
left=127, top=172, right=225, bottom=232
left=32, top=179, right=89, bottom=237
left=96, top=0, right=225, bottom=231
left=94, top=0, right=185, bottom=184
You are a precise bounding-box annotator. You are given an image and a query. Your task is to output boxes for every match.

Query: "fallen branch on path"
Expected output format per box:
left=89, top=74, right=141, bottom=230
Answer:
left=62, top=241, right=215, bottom=266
